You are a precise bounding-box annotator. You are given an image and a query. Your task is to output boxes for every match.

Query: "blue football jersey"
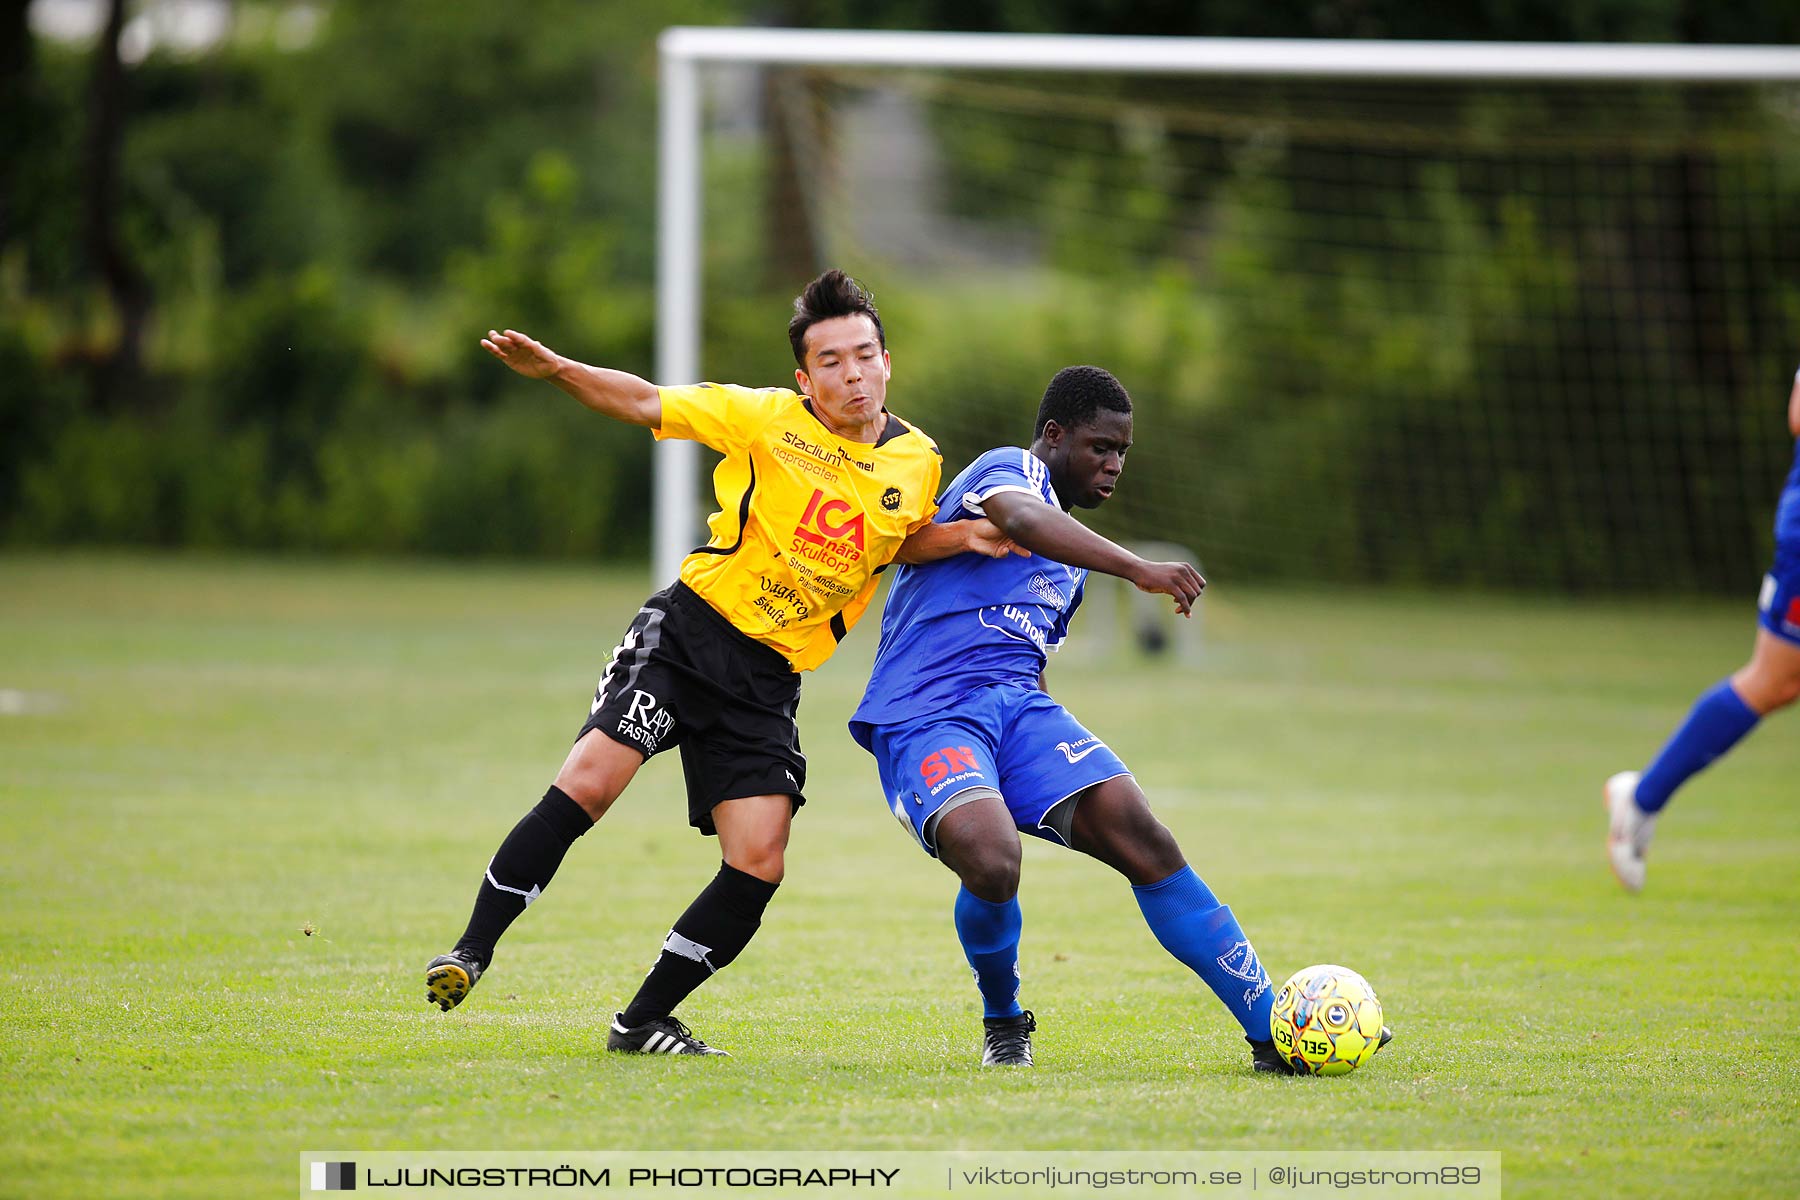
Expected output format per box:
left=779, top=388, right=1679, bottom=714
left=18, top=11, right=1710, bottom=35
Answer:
left=850, top=447, right=1088, bottom=745
left=1776, top=436, right=1800, bottom=550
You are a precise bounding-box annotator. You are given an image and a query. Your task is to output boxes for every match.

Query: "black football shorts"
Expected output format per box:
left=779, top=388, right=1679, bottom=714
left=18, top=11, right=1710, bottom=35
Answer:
left=580, top=581, right=806, bottom=835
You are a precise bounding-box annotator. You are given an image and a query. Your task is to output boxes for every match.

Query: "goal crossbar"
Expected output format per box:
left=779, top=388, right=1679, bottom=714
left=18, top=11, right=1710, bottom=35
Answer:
left=662, top=28, right=1800, bottom=81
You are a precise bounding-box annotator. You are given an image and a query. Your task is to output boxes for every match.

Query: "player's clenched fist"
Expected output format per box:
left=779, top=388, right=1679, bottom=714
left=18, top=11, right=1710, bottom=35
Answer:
left=1132, top=560, right=1205, bottom=616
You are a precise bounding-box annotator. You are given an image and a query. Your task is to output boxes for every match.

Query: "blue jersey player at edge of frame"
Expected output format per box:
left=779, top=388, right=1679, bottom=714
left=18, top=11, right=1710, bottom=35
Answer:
left=850, top=365, right=1392, bottom=1073
left=1605, top=364, right=1800, bottom=892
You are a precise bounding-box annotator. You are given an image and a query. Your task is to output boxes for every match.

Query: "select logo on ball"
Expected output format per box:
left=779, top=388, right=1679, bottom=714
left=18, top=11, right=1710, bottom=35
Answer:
left=1268, top=964, right=1385, bottom=1076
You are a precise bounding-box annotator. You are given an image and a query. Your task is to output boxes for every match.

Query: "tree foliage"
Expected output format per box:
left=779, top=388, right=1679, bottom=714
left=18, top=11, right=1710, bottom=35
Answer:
left=3, top=0, right=1798, bottom=582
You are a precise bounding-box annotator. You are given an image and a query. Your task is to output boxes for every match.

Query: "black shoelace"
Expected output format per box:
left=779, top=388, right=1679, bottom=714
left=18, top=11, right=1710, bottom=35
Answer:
left=985, top=1012, right=1035, bottom=1059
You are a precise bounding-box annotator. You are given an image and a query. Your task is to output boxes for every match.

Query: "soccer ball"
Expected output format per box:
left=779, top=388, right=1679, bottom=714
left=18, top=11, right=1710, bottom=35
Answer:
left=1269, top=964, right=1384, bottom=1076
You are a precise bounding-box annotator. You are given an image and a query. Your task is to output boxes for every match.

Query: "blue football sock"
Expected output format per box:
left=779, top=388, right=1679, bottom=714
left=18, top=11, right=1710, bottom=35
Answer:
left=1636, top=680, right=1760, bottom=814
left=953, top=887, right=1023, bottom=1019
left=1133, top=865, right=1274, bottom=1040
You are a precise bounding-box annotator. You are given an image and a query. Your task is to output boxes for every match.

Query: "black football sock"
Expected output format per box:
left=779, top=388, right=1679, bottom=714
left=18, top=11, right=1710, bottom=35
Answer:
left=451, top=786, right=594, bottom=969
left=619, top=862, right=779, bottom=1028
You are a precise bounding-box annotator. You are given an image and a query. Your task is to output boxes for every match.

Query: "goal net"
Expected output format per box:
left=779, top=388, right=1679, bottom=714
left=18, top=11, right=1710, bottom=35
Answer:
left=664, top=33, right=1800, bottom=595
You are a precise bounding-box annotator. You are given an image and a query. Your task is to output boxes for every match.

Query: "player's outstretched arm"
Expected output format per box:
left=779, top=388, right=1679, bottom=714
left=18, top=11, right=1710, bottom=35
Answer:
left=893, top=518, right=1026, bottom=564
left=982, top=491, right=1204, bottom=616
left=1788, top=369, right=1799, bottom=437
left=480, top=329, right=661, bottom=428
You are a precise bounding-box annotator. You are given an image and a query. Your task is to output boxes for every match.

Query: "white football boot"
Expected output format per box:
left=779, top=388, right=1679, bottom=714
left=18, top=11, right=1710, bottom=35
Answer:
left=1604, top=771, right=1656, bottom=893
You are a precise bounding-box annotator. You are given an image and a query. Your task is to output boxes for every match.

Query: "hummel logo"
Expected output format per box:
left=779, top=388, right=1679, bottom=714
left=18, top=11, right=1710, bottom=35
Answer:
left=485, top=864, right=544, bottom=908
left=1056, top=740, right=1105, bottom=764
left=664, top=930, right=718, bottom=974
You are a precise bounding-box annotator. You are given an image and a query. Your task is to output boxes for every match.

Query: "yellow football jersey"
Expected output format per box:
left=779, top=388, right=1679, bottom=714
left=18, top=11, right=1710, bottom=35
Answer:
left=655, top=383, right=942, bottom=672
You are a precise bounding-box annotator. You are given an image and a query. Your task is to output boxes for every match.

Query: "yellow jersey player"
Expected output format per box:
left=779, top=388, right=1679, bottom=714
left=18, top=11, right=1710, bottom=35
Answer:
left=424, top=271, right=1017, bottom=1054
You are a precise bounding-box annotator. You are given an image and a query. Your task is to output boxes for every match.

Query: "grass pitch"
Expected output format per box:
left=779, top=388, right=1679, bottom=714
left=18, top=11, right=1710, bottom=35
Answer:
left=2, top=554, right=1796, bottom=1198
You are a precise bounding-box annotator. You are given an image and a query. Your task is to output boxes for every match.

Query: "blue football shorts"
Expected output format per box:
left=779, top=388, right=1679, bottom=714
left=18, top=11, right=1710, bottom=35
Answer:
left=863, top=682, right=1131, bottom=858
left=1757, top=545, right=1800, bottom=646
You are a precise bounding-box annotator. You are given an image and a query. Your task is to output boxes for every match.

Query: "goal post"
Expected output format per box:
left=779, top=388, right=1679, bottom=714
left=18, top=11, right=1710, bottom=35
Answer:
left=653, top=27, right=1800, bottom=588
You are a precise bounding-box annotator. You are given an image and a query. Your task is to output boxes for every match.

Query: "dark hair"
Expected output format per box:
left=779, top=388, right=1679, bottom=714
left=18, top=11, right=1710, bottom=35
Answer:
left=788, top=269, right=886, bottom=366
left=1034, top=365, right=1132, bottom=439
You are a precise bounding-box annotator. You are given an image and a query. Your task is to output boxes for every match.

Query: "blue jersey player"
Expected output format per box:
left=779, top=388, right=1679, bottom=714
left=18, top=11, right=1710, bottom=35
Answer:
left=1605, top=366, right=1800, bottom=891
left=851, top=366, right=1388, bottom=1072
